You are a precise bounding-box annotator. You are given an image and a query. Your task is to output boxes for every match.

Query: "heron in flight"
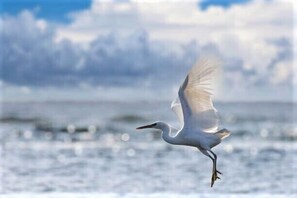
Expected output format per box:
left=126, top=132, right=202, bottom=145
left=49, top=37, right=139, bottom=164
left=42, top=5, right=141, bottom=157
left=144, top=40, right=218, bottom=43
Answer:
left=136, top=58, right=230, bottom=187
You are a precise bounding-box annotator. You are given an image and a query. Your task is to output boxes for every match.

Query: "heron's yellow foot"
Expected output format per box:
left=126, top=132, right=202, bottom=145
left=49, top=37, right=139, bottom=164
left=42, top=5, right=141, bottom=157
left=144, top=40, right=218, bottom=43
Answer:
left=210, top=170, right=221, bottom=187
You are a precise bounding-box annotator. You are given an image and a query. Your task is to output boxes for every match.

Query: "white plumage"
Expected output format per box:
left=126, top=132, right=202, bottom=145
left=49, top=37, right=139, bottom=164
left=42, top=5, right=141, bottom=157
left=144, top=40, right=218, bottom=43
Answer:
left=137, top=57, right=230, bottom=187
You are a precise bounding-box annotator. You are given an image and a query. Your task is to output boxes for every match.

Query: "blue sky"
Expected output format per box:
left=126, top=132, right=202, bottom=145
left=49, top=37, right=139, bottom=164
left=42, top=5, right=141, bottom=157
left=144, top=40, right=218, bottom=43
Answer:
left=199, top=0, right=250, bottom=10
left=0, top=0, right=295, bottom=102
left=1, top=0, right=91, bottom=22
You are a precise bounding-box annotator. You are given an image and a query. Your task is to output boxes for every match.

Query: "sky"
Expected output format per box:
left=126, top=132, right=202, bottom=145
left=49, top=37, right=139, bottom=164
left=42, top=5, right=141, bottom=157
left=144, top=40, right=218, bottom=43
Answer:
left=0, top=0, right=295, bottom=102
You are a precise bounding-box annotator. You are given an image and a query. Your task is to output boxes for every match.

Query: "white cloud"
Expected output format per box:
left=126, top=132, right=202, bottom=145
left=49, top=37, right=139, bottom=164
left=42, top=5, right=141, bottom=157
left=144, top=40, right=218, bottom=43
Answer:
left=1, top=0, right=294, bottom=102
left=36, top=19, right=47, bottom=32
left=55, top=0, right=293, bottom=88
left=57, top=0, right=292, bottom=43
left=20, top=86, right=31, bottom=94
left=270, top=60, right=293, bottom=85
left=1, top=11, right=197, bottom=89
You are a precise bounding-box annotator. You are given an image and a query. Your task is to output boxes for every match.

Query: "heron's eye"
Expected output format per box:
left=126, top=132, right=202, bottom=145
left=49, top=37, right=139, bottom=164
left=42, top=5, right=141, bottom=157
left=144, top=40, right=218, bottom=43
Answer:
left=152, top=123, right=157, bottom=126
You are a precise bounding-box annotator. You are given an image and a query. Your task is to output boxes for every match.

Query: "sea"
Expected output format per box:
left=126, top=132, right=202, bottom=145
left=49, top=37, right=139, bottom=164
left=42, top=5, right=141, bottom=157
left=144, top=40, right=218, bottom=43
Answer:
left=0, top=101, right=296, bottom=198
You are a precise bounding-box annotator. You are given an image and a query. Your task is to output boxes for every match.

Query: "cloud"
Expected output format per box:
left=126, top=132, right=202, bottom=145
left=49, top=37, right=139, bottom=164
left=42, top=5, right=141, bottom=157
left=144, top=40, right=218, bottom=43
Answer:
left=57, top=0, right=292, bottom=42
left=1, top=11, right=201, bottom=89
left=1, top=11, right=83, bottom=86
left=0, top=0, right=294, bottom=101
left=56, top=0, right=293, bottom=87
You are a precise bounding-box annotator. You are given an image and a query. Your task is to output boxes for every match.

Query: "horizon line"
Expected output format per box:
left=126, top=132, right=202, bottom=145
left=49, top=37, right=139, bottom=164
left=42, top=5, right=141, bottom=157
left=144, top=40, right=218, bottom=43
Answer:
left=0, top=99, right=296, bottom=104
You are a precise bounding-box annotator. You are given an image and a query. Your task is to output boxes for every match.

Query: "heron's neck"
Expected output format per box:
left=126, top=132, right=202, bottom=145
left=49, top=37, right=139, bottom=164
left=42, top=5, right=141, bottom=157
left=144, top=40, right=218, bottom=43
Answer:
left=160, top=123, right=181, bottom=145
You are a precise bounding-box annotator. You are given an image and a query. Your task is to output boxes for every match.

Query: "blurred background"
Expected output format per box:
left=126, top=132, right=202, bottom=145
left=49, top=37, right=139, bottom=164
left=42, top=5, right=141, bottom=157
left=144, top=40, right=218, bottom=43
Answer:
left=0, top=0, right=296, bottom=197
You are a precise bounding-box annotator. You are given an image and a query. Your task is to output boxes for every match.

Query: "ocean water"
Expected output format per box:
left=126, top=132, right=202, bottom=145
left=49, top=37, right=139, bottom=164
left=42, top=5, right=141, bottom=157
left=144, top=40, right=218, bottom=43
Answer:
left=0, top=101, right=296, bottom=197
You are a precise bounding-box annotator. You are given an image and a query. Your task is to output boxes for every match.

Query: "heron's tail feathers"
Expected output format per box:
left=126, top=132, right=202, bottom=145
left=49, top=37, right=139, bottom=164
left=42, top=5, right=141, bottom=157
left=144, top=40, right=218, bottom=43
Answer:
left=215, top=128, right=230, bottom=140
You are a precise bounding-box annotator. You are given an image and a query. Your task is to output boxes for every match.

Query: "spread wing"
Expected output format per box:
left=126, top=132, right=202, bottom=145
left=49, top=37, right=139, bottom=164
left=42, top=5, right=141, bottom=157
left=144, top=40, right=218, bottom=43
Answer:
left=171, top=57, right=220, bottom=133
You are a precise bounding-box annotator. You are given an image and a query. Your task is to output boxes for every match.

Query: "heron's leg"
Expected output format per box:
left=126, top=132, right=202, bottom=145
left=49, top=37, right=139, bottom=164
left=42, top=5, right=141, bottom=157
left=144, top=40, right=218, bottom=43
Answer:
left=199, top=148, right=220, bottom=187
left=200, top=149, right=220, bottom=175
left=208, top=150, right=222, bottom=175
left=207, top=150, right=222, bottom=188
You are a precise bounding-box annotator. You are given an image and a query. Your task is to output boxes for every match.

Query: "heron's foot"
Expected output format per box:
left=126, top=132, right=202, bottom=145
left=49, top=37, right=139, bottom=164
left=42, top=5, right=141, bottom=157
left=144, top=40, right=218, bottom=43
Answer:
left=210, top=170, right=221, bottom=187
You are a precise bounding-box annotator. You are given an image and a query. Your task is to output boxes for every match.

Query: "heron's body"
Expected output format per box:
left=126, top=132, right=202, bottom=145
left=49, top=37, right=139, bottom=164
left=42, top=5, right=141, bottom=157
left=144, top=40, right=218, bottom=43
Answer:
left=137, top=57, right=230, bottom=187
left=181, top=130, right=221, bottom=148
left=161, top=125, right=221, bottom=148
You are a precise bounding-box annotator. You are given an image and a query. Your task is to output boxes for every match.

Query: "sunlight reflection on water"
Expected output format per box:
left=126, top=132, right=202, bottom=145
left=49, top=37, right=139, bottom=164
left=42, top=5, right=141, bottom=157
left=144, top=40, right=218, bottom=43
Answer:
left=0, top=101, right=296, bottom=194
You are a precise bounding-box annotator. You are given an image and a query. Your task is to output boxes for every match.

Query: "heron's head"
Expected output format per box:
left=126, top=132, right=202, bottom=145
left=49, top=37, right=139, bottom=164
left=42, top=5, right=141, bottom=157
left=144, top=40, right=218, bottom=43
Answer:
left=136, top=122, right=165, bottom=130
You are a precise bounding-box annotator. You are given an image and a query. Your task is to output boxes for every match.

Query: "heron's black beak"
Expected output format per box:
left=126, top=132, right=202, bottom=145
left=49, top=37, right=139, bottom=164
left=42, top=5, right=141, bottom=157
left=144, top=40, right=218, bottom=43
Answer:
left=136, top=123, right=156, bottom=130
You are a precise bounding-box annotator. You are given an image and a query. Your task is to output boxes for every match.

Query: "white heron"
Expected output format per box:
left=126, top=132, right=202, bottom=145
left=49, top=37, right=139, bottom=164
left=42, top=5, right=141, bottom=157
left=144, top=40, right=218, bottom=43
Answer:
left=136, top=57, right=230, bottom=187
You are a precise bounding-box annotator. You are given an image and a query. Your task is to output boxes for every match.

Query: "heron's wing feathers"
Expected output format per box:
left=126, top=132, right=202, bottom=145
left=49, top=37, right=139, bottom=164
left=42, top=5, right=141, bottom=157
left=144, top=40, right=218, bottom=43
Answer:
left=171, top=97, right=184, bottom=124
left=178, top=57, right=220, bottom=132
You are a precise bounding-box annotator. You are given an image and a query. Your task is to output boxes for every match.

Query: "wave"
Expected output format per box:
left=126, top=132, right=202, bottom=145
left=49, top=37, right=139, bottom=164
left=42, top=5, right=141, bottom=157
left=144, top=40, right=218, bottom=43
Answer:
left=222, top=128, right=297, bottom=142
left=0, top=116, right=42, bottom=123
left=111, top=114, right=147, bottom=123
left=222, top=115, right=293, bottom=124
left=274, top=131, right=297, bottom=141
left=35, top=122, right=99, bottom=133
